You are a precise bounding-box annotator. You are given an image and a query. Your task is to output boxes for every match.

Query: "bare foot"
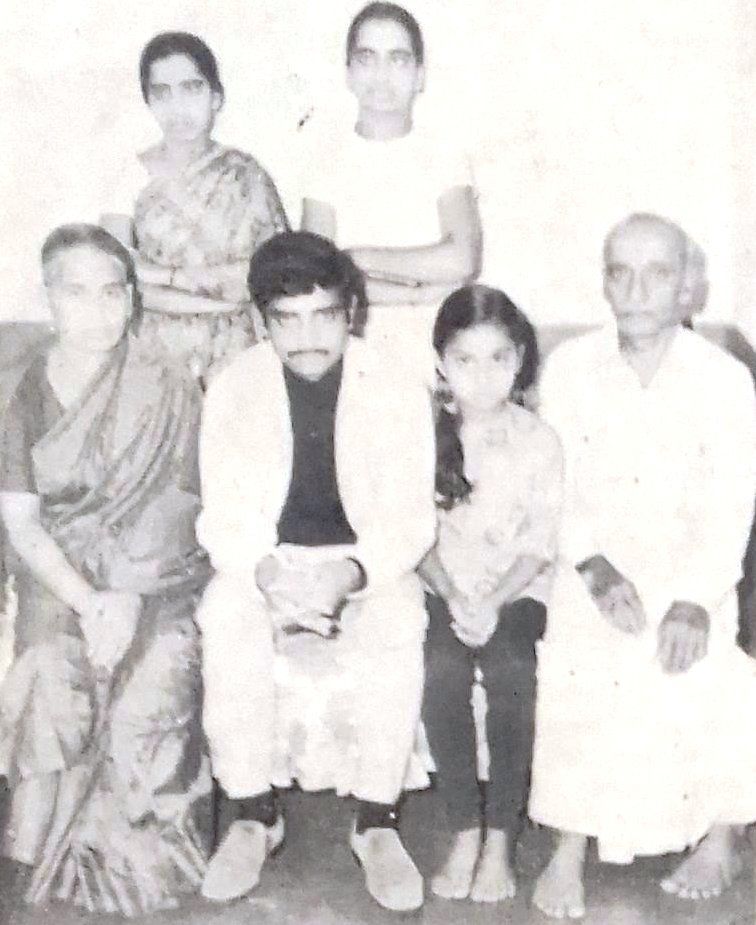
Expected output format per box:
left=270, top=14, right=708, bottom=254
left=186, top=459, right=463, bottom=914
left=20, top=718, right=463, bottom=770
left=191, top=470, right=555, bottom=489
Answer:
left=431, top=828, right=481, bottom=899
left=470, top=828, right=516, bottom=902
left=660, top=826, right=743, bottom=900
left=532, top=832, right=587, bottom=920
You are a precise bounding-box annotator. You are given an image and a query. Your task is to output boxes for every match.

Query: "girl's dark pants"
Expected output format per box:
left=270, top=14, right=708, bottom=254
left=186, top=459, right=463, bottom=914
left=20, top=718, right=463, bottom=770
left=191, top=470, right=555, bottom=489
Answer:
left=422, top=595, right=545, bottom=836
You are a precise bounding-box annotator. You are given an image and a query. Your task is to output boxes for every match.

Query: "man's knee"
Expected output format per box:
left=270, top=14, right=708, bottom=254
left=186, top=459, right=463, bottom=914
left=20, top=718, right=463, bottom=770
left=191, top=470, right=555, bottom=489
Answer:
left=347, top=575, right=427, bottom=648
left=199, top=574, right=273, bottom=663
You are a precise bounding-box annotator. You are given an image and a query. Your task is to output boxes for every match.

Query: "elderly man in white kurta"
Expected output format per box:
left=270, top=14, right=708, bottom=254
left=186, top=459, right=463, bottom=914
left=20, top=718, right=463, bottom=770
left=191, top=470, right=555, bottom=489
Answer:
left=530, top=213, right=756, bottom=919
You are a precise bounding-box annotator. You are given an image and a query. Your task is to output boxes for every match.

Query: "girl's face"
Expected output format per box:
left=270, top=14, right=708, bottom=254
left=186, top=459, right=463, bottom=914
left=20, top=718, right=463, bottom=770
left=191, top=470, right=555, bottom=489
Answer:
left=146, top=54, right=221, bottom=146
left=438, top=323, right=523, bottom=416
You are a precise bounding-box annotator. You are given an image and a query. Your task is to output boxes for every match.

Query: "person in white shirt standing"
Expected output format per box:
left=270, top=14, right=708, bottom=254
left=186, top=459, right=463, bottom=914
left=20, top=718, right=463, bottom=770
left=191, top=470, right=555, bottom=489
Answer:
left=196, top=231, right=436, bottom=912
left=529, top=212, right=756, bottom=919
left=301, top=2, right=482, bottom=385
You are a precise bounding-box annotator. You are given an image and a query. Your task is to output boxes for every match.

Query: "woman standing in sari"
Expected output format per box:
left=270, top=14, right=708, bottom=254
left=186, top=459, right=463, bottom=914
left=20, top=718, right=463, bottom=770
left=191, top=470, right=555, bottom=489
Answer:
left=102, top=31, right=288, bottom=382
left=0, top=224, right=213, bottom=916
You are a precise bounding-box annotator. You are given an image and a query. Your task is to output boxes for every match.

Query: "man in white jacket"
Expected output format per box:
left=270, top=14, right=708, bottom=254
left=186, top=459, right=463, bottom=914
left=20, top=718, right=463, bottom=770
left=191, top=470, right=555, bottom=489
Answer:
left=530, top=213, right=756, bottom=919
left=196, top=231, right=436, bottom=911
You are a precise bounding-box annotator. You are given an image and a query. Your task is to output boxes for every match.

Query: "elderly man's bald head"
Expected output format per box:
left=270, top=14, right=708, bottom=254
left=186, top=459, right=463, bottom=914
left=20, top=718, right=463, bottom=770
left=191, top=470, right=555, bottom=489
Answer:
left=603, top=213, right=688, bottom=269
left=602, top=212, right=702, bottom=345
left=603, top=213, right=708, bottom=323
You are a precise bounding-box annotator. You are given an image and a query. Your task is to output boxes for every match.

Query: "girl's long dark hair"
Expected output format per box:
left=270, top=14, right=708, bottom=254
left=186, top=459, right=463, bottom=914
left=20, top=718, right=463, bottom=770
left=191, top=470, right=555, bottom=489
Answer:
left=433, top=284, right=539, bottom=510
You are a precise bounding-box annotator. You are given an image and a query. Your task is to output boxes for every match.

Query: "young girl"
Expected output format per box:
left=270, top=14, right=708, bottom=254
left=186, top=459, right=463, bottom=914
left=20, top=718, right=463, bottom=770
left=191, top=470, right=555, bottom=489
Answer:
left=420, top=284, right=563, bottom=903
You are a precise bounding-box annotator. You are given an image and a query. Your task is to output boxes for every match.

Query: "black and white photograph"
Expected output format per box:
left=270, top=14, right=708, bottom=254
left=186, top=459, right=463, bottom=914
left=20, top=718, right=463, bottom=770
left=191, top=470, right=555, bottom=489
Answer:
left=1, top=2, right=755, bottom=923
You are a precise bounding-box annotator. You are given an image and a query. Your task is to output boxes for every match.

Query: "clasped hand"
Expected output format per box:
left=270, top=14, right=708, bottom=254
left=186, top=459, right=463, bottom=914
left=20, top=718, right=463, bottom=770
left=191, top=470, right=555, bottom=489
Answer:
left=79, top=590, right=142, bottom=672
left=448, top=592, right=499, bottom=648
left=256, top=555, right=359, bottom=638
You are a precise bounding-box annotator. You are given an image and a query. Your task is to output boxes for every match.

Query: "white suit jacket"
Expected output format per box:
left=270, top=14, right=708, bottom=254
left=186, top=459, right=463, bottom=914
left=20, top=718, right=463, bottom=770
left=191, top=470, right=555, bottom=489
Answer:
left=197, top=337, right=437, bottom=595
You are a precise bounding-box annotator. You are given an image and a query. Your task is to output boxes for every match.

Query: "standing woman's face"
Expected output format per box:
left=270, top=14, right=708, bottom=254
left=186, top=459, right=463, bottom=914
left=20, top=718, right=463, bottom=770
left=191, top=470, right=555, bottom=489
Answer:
left=146, top=53, right=221, bottom=146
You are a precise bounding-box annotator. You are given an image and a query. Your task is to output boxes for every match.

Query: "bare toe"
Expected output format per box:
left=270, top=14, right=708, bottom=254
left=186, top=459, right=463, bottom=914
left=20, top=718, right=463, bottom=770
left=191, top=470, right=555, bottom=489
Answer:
left=532, top=856, right=585, bottom=919
left=470, top=835, right=516, bottom=903
left=431, top=871, right=471, bottom=900
left=431, top=828, right=481, bottom=900
left=661, top=830, right=743, bottom=902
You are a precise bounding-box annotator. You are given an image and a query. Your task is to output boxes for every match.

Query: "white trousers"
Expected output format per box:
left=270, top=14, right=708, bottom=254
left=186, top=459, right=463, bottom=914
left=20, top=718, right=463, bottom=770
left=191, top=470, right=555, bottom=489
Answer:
left=198, top=548, right=427, bottom=804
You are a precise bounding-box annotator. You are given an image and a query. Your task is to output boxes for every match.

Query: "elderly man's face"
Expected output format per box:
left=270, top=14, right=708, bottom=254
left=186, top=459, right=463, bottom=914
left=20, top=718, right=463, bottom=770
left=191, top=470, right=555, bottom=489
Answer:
left=266, top=286, right=350, bottom=381
left=603, top=221, right=688, bottom=342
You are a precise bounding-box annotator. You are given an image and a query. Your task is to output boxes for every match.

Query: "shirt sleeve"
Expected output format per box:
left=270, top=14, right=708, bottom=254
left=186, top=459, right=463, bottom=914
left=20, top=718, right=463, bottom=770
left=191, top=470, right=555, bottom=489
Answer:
left=667, top=362, right=756, bottom=613
left=249, top=162, right=290, bottom=243
left=439, top=146, right=477, bottom=194
left=196, top=361, right=280, bottom=583
left=298, top=121, right=337, bottom=206
left=350, top=375, right=437, bottom=593
left=539, top=348, right=601, bottom=567
left=516, top=425, right=564, bottom=561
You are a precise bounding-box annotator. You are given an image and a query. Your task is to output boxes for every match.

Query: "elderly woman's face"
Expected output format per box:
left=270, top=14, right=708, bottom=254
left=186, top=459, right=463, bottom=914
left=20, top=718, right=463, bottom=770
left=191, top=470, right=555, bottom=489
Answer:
left=46, top=246, right=132, bottom=353
left=146, top=53, right=221, bottom=146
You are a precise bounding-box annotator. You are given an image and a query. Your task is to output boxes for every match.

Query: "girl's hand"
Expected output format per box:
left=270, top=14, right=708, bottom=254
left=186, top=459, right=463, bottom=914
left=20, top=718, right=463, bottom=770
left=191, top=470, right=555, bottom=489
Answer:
left=79, top=591, right=142, bottom=672
left=448, top=593, right=498, bottom=648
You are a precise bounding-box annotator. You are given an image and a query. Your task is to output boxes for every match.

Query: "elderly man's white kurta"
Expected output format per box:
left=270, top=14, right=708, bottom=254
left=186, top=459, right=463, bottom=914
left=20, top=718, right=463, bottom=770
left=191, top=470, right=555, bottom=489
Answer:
left=529, top=326, right=756, bottom=863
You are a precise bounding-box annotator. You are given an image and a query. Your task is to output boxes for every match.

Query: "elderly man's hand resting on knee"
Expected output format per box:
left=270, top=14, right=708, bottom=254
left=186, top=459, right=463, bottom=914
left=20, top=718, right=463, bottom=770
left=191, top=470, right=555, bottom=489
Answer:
left=657, top=601, right=710, bottom=673
left=577, top=554, right=646, bottom=634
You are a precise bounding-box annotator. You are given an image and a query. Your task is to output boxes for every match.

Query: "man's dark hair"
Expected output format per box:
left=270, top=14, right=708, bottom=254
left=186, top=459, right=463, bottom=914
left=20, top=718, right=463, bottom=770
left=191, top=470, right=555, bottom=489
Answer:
left=248, top=232, right=368, bottom=335
left=346, top=3, right=424, bottom=65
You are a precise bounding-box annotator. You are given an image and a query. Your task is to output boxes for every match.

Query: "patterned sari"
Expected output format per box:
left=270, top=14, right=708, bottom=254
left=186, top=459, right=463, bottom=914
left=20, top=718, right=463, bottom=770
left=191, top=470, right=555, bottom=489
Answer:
left=0, top=340, right=213, bottom=916
left=133, top=143, right=288, bottom=378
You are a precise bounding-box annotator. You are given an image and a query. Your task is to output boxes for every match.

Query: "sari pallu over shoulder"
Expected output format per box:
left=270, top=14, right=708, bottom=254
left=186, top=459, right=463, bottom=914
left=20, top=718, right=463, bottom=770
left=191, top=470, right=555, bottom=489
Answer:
left=134, top=144, right=288, bottom=282
left=132, top=144, right=288, bottom=378
left=32, top=338, right=211, bottom=600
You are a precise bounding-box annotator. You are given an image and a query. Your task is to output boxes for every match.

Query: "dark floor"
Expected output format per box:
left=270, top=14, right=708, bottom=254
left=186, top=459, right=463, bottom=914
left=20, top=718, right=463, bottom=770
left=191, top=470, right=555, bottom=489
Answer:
left=2, top=788, right=753, bottom=925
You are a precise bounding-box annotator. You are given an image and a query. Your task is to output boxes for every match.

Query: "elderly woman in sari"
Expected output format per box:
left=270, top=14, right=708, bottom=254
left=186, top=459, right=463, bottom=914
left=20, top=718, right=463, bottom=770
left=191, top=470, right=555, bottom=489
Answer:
left=102, top=31, right=288, bottom=382
left=0, top=224, right=213, bottom=917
